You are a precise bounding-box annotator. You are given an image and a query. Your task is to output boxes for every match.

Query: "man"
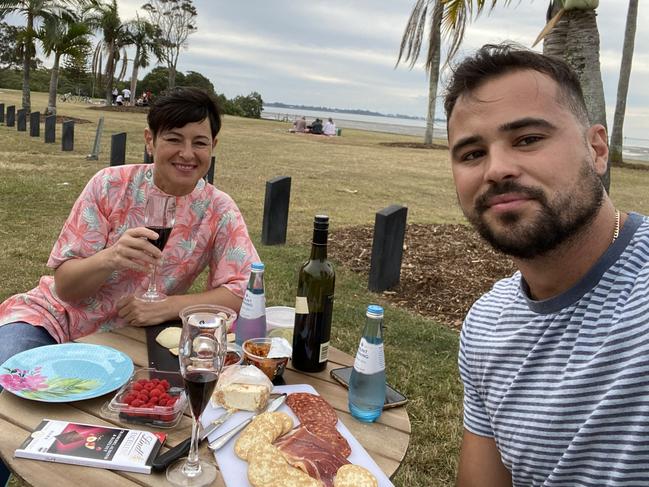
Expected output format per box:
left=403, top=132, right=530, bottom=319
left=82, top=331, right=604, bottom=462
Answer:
left=122, top=87, right=131, bottom=104
left=448, top=44, right=649, bottom=486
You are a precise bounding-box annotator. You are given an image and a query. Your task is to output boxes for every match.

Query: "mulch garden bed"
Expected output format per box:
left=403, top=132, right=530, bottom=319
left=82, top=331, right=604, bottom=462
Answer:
left=330, top=223, right=516, bottom=330
left=88, top=105, right=150, bottom=114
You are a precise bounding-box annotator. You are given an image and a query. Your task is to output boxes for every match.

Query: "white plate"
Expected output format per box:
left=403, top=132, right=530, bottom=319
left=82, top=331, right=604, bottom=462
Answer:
left=201, top=383, right=394, bottom=487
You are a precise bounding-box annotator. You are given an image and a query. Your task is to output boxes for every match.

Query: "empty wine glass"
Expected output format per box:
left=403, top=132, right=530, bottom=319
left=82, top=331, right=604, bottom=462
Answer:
left=166, top=305, right=227, bottom=486
left=137, top=193, right=175, bottom=302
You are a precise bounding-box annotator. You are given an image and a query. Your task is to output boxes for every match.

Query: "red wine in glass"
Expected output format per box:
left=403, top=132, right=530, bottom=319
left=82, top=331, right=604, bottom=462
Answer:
left=146, top=226, right=173, bottom=252
left=183, top=370, right=218, bottom=418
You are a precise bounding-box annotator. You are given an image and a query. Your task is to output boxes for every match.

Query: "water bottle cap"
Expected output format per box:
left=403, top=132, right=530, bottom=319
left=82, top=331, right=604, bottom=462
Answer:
left=366, top=304, right=384, bottom=317
left=251, top=262, right=265, bottom=271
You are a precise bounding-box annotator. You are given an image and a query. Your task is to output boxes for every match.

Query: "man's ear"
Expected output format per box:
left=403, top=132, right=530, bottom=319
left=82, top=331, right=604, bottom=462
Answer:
left=144, top=127, right=154, bottom=155
left=587, top=124, right=609, bottom=176
left=212, top=137, right=218, bottom=150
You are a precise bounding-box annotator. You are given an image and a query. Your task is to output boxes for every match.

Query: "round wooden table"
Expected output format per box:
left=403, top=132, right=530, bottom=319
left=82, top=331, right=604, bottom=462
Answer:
left=0, top=326, right=411, bottom=486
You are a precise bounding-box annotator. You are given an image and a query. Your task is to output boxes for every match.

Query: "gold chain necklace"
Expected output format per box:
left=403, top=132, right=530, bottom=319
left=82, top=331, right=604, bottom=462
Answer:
left=612, top=209, right=620, bottom=243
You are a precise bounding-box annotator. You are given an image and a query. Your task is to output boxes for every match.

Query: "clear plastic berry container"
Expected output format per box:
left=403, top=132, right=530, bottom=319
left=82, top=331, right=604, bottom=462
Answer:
left=101, top=368, right=187, bottom=428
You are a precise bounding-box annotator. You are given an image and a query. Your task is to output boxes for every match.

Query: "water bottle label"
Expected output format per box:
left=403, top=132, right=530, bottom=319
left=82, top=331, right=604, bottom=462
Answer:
left=319, top=341, right=329, bottom=363
left=353, top=339, right=385, bottom=375
left=240, top=292, right=265, bottom=319
left=295, top=296, right=309, bottom=314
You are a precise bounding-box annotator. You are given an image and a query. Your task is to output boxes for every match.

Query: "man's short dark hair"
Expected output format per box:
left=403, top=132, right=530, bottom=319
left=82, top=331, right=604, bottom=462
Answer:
left=147, top=87, right=222, bottom=139
left=444, top=43, right=589, bottom=126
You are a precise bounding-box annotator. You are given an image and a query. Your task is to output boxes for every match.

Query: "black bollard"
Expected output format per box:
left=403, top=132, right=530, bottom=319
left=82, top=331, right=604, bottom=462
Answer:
left=0, top=103, right=4, bottom=124
left=261, top=176, right=291, bottom=245
left=143, top=146, right=153, bottom=164
left=205, top=156, right=216, bottom=185
left=17, top=109, right=27, bottom=131
left=110, top=132, right=127, bottom=166
left=368, top=205, right=408, bottom=292
left=62, top=120, right=74, bottom=151
left=44, top=115, right=56, bottom=143
left=6, top=105, right=15, bottom=127
left=30, top=112, right=40, bottom=137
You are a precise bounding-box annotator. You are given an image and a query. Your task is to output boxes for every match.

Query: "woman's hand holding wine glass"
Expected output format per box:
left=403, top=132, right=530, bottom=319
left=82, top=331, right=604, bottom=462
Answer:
left=166, top=304, right=227, bottom=486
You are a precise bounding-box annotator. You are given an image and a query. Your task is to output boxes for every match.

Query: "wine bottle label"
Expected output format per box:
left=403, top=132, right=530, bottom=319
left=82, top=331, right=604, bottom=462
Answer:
left=295, top=296, right=309, bottom=314
left=353, top=338, right=385, bottom=375
left=240, top=291, right=265, bottom=319
left=319, top=341, right=329, bottom=363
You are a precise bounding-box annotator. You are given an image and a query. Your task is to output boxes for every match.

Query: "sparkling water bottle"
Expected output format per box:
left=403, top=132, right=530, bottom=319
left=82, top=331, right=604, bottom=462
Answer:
left=235, top=262, right=267, bottom=345
left=348, top=304, right=386, bottom=422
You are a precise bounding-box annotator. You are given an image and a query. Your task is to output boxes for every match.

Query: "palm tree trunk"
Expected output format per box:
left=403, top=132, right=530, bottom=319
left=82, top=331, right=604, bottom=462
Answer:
left=424, top=2, right=442, bottom=146
left=609, top=0, right=638, bottom=166
left=563, top=9, right=609, bottom=190
left=46, top=53, right=62, bottom=116
left=543, top=1, right=567, bottom=58
left=22, top=11, right=34, bottom=112
left=104, top=44, right=116, bottom=104
left=130, top=46, right=141, bottom=106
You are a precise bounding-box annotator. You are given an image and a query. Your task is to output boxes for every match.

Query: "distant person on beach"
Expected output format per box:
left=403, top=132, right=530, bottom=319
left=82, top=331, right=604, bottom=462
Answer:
left=122, top=87, right=131, bottom=104
left=323, top=117, right=336, bottom=136
left=290, top=116, right=307, bottom=133
left=307, top=118, right=323, bottom=135
left=112, top=87, right=118, bottom=104
left=115, top=94, right=124, bottom=106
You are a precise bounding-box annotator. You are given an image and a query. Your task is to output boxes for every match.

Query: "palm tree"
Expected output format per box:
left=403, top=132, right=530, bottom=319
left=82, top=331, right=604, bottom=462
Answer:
left=39, top=10, right=91, bottom=115
left=0, top=0, right=61, bottom=112
left=536, top=0, right=608, bottom=189
left=397, top=0, right=443, bottom=145
left=397, top=1, right=515, bottom=145
left=126, top=16, right=159, bottom=106
left=609, top=0, right=638, bottom=166
left=83, top=0, right=131, bottom=104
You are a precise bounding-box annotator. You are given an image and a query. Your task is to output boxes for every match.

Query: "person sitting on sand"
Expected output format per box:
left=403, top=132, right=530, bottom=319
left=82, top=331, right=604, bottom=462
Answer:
left=323, top=117, right=336, bottom=136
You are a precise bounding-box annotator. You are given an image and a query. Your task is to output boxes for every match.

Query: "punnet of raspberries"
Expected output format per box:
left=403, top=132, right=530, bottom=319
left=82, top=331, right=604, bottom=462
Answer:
left=118, top=377, right=183, bottom=422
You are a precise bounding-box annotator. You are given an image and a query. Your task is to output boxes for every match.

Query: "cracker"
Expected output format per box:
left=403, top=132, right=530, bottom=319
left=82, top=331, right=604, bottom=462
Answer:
left=155, top=327, right=181, bottom=349
left=334, top=464, right=378, bottom=487
left=276, top=411, right=294, bottom=434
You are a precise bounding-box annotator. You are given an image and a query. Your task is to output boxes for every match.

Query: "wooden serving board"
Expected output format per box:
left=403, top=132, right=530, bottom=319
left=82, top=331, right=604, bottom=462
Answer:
left=202, top=384, right=394, bottom=487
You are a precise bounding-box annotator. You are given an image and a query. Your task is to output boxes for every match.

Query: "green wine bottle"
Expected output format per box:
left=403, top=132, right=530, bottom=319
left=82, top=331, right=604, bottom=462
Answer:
left=292, top=215, right=336, bottom=372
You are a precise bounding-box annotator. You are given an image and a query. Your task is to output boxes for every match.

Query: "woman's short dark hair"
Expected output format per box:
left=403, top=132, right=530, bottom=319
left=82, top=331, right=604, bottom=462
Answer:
left=444, top=43, right=590, bottom=126
left=147, top=87, right=222, bottom=139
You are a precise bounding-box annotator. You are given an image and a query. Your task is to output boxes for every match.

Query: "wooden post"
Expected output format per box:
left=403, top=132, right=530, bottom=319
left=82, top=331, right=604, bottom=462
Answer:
left=205, top=156, right=216, bottom=184
left=261, top=176, right=291, bottom=245
left=110, top=132, right=127, bottom=166
left=62, top=120, right=74, bottom=151
left=368, top=205, right=408, bottom=292
left=86, top=116, right=104, bottom=161
left=29, top=112, right=40, bottom=137
left=0, top=103, right=4, bottom=124
left=44, top=115, right=56, bottom=143
left=6, top=105, right=15, bottom=127
left=16, top=109, right=26, bottom=131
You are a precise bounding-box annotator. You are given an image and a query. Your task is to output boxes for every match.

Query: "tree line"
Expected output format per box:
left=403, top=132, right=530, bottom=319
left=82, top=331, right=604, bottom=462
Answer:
left=0, top=0, right=263, bottom=119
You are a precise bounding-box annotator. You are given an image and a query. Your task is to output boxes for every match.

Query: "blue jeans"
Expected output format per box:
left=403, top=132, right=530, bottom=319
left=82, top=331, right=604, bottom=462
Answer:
left=0, top=322, right=57, bottom=485
left=0, top=322, right=57, bottom=368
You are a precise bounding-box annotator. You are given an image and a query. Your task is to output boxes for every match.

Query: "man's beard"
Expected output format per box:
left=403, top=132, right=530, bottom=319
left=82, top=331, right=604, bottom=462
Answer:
left=464, top=160, right=605, bottom=259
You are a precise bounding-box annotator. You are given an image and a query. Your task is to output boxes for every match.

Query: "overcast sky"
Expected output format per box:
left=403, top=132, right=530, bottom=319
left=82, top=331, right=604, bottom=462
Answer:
left=19, top=1, right=649, bottom=141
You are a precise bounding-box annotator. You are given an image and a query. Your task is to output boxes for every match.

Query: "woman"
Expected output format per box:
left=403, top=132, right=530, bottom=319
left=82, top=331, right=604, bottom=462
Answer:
left=0, top=87, right=259, bottom=365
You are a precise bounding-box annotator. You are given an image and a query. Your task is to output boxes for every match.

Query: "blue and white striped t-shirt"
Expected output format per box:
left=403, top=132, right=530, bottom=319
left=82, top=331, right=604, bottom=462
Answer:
left=459, top=212, right=649, bottom=486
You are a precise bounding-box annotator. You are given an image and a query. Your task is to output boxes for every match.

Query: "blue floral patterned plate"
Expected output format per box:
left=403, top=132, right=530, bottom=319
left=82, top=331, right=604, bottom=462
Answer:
left=0, top=343, right=134, bottom=402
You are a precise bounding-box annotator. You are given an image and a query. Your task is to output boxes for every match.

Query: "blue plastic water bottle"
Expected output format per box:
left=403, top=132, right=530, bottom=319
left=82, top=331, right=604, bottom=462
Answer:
left=235, top=262, right=267, bottom=345
left=348, top=304, right=386, bottom=422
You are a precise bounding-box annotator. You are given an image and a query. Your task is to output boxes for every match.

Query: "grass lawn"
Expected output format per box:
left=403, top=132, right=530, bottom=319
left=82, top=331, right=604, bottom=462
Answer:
left=2, top=88, right=649, bottom=487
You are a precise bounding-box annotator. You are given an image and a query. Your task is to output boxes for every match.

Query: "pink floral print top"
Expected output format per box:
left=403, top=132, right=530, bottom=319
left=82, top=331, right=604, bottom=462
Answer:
left=0, top=164, right=259, bottom=342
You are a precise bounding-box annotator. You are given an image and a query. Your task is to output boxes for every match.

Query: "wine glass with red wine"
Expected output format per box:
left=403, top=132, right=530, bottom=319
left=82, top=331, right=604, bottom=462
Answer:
left=137, top=193, right=175, bottom=302
left=167, top=304, right=227, bottom=486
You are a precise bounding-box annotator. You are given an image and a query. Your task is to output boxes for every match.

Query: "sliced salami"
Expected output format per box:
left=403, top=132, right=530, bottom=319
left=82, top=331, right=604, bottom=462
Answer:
left=286, top=392, right=339, bottom=427
left=303, top=421, right=351, bottom=458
